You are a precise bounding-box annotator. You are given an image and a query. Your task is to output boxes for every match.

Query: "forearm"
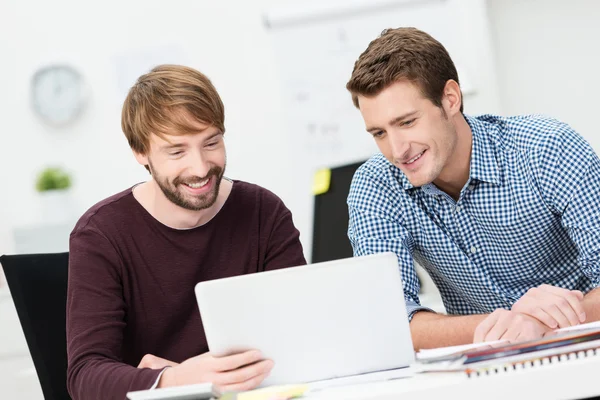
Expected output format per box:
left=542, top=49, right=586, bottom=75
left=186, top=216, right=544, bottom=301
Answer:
left=410, top=311, right=488, bottom=350
left=68, top=356, right=162, bottom=400
left=582, top=287, right=600, bottom=322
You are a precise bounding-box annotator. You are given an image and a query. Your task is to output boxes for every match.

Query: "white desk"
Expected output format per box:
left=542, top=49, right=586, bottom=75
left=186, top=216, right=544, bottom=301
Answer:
left=306, top=353, right=600, bottom=400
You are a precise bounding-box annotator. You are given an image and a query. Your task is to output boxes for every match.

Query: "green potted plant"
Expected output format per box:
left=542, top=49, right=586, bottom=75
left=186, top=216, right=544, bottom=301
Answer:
left=36, top=167, right=72, bottom=192
left=35, top=167, right=74, bottom=223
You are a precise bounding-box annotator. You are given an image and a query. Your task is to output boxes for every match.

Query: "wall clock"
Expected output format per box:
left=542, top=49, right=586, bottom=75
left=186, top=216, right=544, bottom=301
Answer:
left=31, top=64, right=88, bottom=126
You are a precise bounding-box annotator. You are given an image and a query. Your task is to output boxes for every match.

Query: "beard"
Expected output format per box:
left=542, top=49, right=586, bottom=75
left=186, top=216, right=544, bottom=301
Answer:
left=148, top=160, right=226, bottom=211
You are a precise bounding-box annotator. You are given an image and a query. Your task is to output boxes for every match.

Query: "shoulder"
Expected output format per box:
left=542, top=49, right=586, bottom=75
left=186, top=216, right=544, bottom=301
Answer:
left=348, top=154, right=407, bottom=216
left=71, top=186, right=137, bottom=237
left=509, top=115, right=593, bottom=175
left=353, top=153, right=393, bottom=182
left=230, top=180, right=290, bottom=215
left=350, top=154, right=403, bottom=196
left=478, top=114, right=591, bottom=155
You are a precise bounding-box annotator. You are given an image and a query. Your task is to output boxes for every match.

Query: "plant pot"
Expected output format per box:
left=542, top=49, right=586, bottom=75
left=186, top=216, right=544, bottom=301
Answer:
left=39, top=189, right=74, bottom=224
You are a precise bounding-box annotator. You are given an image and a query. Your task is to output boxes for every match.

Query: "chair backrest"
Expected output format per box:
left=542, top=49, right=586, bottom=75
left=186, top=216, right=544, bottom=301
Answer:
left=0, top=252, right=71, bottom=400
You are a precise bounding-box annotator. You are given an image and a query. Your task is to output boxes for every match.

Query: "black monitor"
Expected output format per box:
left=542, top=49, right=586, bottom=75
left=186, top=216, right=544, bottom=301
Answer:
left=311, top=161, right=366, bottom=263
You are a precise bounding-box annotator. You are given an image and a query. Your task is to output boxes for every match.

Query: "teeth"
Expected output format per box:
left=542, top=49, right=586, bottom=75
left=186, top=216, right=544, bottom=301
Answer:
left=186, top=179, right=209, bottom=189
left=406, top=151, right=424, bottom=164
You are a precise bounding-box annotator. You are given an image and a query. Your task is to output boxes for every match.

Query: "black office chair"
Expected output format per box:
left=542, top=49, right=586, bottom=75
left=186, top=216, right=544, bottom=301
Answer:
left=0, top=252, right=71, bottom=400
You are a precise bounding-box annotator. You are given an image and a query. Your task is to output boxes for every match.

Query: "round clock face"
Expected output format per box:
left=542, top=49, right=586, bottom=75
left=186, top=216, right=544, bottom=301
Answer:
left=31, top=65, right=87, bottom=125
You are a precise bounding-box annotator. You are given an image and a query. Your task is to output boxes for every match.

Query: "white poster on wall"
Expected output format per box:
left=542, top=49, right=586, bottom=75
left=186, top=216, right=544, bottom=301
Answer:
left=264, top=0, right=500, bottom=260
left=112, top=44, right=189, bottom=101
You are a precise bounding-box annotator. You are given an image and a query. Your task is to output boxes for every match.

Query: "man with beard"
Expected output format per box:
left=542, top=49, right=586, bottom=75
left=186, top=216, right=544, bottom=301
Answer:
left=66, top=65, right=306, bottom=400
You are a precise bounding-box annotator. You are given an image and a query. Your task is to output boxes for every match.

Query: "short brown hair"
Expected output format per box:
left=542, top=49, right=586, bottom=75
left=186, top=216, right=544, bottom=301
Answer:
left=346, top=27, right=463, bottom=112
left=121, top=64, right=225, bottom=155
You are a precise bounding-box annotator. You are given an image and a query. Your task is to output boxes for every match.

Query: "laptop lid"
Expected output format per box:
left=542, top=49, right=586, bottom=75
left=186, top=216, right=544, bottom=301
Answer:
left=195, top=252, right=415, bottom=386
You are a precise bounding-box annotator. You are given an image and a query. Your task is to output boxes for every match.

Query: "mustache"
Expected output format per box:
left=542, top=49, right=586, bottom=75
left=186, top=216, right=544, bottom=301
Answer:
left=173, top=167, right=223, bottom=186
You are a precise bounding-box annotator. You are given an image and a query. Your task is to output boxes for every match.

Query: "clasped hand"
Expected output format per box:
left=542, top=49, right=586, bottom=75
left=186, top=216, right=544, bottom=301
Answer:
left=474, top=284, right=585, bottom=343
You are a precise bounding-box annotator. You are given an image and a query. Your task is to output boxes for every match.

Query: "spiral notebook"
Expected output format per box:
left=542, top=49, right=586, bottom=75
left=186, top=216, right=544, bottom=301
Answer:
left=415, top=321, right=600, bottom=376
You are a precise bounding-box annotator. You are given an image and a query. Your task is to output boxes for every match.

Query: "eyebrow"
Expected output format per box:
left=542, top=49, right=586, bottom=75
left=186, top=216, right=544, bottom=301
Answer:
left=204, top=132, right=222, bottom=143
left=160, top=131, right=223, bottom=151
left=366, top=111, right=418, bottom=133
left=161, top=143, right=187, bottom=151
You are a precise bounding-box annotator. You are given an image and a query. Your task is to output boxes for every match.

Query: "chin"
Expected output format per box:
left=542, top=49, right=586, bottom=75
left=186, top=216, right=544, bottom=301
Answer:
left=406, top=173, right=434, bottom=188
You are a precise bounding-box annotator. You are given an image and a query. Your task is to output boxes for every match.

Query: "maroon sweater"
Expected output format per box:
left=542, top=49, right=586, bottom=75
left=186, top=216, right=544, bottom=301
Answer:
left=66, top=181, right=306, bottom=400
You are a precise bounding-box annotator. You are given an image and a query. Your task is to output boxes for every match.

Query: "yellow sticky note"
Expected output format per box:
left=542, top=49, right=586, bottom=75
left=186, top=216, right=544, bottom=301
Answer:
left=312, top=168, right=331, bottom=195
left=236, top=384, right=308, bottom=400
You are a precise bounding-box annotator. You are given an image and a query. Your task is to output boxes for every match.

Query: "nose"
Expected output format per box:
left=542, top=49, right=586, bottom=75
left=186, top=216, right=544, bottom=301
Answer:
left=188, top=151, right=211, bottom=178
left=389, top=133, right=411, bottom=165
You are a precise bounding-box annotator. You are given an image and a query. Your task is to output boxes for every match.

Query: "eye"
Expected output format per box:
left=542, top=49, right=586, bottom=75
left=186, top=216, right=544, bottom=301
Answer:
left=205, top=141, right=218, bottom=148
left=371, top=131, right=386, bottom=139
left=169, top=151, right=184, bottom=157
left=401, top=118, right=416, bottom=127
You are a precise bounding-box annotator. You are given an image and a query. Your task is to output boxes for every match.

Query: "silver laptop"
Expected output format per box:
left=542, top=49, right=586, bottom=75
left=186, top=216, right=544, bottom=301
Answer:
left=194, top=252, right=415, bottom=387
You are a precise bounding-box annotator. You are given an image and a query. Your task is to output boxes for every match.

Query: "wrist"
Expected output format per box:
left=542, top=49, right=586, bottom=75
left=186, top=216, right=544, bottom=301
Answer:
left=157, top=366, right=177, bottom=388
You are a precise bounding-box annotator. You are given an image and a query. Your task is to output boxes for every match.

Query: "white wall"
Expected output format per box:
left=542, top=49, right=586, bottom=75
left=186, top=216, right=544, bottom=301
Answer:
left=488, top=0, right=600, bottom=150
left=1, top=0, right=600, bottom=260
left=0, top=0, right=294, bottom=256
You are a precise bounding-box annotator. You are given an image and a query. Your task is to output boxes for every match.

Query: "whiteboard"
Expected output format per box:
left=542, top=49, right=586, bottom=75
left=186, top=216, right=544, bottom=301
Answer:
left=264, top=0, right=501, bottom=260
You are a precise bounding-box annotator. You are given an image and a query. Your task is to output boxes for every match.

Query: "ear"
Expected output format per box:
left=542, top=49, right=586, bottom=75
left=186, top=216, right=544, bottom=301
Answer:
left=133, top=150, right=149, bottom=168
left=441, top=79, right=462, bottom=117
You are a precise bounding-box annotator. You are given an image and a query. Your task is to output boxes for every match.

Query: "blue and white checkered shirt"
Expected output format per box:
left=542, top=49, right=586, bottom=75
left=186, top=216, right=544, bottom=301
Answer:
left=348, top=114, right=600, bottom=320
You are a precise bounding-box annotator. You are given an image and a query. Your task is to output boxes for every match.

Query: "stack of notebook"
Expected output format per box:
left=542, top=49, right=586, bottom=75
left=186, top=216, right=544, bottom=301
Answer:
left=415, top=321, right=600, bottom=376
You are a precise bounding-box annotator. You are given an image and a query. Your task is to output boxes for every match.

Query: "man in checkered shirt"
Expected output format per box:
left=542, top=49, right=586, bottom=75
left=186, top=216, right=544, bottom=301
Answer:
left=346, top=27, right=600, bottom=350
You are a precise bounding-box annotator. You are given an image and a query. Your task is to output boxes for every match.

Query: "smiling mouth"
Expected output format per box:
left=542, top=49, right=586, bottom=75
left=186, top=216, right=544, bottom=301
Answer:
left=404, top=151, right=425, bottom=165
left=183, top=178, right=209, bottom=189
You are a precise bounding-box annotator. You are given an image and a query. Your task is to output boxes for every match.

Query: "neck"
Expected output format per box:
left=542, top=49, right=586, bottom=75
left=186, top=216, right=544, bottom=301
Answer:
left=433, top=113, right=472, bottom=201
left=133, top=178, right=233, bottom=229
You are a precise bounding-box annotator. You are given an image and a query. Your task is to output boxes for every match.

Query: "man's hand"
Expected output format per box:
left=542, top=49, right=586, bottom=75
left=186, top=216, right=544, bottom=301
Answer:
left=138, top=354, right=179, bottom=369
left=158, top=350, right=273, bottom=393
left=512, top=284, right=585, bottom=329
left=473, top=309, right=552, bottom=343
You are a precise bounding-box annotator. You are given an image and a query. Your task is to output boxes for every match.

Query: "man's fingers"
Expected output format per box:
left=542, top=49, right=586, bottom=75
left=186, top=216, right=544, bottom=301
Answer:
left=217, top=371, right=271, bottom=393
left=545, top=302, right=575, bottom=328
left=499, top=325, right=521, bottom=343
left=484, top=315, right=510, bottom=342
left=562, top=292, right=586, bottom=323
left=213, top=350, right=264, bottom=372
left=530, top=308, right=558, bottom=329
left=539, top=286, right=586, bottom=322
left=556, top=296, right=583, bottom=326
left=474, top=311, right=502, bottom=343
left=215, top=359, right=274, bottom=385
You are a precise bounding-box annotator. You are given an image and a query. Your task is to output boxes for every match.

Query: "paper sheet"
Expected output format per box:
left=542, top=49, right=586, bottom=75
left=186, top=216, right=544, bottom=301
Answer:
left=416, top=340, right=508, bottom=361
left=555, top=320, right=600, bottom=333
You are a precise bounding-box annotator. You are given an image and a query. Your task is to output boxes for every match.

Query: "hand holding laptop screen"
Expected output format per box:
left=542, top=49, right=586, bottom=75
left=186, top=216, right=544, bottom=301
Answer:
left=195, top=253, right=415, bottom=386
left=148, top=350, right=273, bottom=392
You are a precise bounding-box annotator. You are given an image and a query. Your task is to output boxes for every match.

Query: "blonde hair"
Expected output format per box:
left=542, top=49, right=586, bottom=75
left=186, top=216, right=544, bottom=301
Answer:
left=121, top=64, right=225, bottom=155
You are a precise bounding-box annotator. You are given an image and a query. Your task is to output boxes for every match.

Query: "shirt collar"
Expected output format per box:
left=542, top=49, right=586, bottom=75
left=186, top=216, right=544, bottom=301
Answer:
left=392, top=114, right=502, bottom=191
left=466, top=115, right=501, bottom=186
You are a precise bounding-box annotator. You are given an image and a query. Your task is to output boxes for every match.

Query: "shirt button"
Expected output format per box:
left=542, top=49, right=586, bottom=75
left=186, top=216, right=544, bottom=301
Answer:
left=455, top=205, right=461, bottom=213
left=470, top=246, right=477, bottom=254
left=468, top=183, right=475, bottom=191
